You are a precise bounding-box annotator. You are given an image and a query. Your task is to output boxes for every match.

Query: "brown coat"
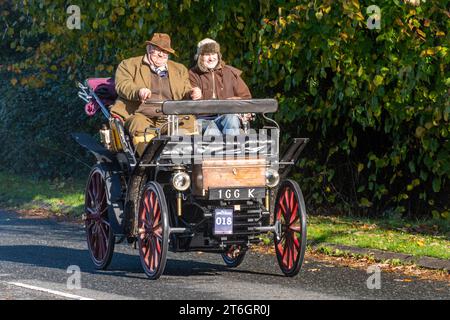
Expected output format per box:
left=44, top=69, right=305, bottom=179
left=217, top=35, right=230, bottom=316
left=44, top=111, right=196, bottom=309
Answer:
left=111, top=56, right=192, bottom=119
left=189, top=65, right=252, bottom=100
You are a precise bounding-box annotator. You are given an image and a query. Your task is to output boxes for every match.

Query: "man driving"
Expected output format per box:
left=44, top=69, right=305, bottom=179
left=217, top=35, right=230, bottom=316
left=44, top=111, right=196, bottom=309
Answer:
left=110, top=33, right=195, bottom=155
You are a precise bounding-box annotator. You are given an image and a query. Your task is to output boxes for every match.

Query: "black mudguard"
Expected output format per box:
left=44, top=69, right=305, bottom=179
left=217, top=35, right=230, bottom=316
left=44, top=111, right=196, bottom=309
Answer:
left=278, top=138, right=309, bottom=180
left=71, top=132, right=121, bottom=169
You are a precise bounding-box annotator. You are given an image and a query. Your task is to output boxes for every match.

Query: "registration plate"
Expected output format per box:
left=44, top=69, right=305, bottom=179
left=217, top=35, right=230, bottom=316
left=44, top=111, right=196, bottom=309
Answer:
left=214, top=208, right=233, bottom=235
left=209, top=187, right=265, bottom=200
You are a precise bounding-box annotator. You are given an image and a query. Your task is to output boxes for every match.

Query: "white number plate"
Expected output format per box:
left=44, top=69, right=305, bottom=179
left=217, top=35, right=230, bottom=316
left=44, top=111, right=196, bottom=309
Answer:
left=209, top=188, right=265, bottom=200
left=214, top=208, right=233, bottom=235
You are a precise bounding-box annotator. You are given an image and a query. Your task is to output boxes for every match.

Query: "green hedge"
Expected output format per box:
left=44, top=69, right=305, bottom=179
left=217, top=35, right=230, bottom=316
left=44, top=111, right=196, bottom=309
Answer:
left=1, top=0, right=448, bottom=218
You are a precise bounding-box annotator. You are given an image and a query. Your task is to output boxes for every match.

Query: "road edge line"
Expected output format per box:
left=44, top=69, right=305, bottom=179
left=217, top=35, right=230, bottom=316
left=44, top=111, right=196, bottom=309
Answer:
left=7, top=281, right=95, bottom=300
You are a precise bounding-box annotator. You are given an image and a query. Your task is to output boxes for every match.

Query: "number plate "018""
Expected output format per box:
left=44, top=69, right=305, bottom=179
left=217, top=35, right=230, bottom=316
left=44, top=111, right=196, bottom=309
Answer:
left=214, top=208, right=233, bottom=235
left=209, top=188, right=265, bottom=200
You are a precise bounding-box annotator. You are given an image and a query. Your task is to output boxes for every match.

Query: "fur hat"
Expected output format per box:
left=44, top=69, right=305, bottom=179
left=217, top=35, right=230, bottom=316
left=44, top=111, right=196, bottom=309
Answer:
left=194, top=38, right=220, bottom=60
left=195, top=38, right=224, bottom=72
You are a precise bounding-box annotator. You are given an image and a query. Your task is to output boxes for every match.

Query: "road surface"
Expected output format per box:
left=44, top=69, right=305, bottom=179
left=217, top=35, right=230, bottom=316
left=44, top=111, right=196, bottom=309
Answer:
left=0, top=210, right=448, bottom=301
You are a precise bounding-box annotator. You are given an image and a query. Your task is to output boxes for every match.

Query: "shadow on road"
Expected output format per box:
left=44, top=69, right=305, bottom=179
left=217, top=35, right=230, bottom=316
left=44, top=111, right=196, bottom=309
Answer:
left=0, top=245, right=281, bottom=279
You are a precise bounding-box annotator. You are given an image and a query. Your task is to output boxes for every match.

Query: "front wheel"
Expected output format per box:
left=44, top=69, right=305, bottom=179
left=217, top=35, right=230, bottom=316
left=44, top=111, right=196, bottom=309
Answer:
left=221, top=245, right=246, bottom=268
left=274, top=179, right=307, bottom=277
left=138, top=182, right=169, bottom=280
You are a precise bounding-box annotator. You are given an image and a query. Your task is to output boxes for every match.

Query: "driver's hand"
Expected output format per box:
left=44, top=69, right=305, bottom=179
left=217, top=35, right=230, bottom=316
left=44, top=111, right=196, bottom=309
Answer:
left=191, top=87, right=202, bottom=100
left=139, top=88, right=152, bottom=102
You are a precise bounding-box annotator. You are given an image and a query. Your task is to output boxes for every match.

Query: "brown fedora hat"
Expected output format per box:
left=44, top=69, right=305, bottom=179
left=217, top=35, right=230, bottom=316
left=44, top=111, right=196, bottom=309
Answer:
left=145, top=33, right=176, bottom=55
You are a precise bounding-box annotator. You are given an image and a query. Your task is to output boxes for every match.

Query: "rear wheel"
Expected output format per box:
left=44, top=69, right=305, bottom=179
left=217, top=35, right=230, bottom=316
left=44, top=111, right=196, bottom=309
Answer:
left=221, top=245, right=246, bottom=268
left=85, top=167, right=115, bottom=270
left=138, top=182, right=169, bottom=280
left=274, top=179, right=307, bottom=277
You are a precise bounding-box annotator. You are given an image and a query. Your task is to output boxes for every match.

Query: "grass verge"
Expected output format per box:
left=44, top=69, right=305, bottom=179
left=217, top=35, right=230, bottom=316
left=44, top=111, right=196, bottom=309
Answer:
left=0, top=171, right=85, bottom=219
left=307, top=215, right=449, bottom=260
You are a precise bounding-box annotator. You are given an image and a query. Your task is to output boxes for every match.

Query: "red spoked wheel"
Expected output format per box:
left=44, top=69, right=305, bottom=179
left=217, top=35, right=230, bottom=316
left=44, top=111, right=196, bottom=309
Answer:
left=221, top=245, right=246, bottom=268
left=274, top=179, right=307, bottom=277
left=138, top=182, right=169, bottom=280
left=85, top=167, right=115, bottom=270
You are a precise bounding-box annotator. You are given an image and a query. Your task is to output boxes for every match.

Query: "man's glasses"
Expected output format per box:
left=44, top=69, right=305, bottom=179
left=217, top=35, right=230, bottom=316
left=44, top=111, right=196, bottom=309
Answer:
left=150, top=47, right=169, bottom=56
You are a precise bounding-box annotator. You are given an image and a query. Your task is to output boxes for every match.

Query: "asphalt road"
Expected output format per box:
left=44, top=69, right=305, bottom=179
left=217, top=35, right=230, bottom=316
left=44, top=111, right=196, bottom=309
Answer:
left=0, top=210, right=448, bottom=300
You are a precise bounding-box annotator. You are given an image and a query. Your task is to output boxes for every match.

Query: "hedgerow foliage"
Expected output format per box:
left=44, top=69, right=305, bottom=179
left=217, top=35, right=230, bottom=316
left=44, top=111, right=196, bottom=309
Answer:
left=0, top=0, right=448, bottom=218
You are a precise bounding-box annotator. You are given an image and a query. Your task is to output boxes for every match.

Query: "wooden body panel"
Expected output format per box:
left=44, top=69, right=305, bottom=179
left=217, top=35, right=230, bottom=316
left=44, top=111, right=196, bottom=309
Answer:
left=193, top=158, right=266, bottom=194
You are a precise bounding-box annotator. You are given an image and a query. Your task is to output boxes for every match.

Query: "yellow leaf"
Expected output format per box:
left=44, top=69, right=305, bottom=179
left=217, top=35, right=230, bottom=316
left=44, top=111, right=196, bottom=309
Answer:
left=357, top=163, right=364, bottom=173
left=416, top=29, right=426, bottom=39
left=417, top=240, right=425, bottom=247
left=10, top=78, right=18, bottom=86
left=416, top=126, right=426, bottom=139
left=436, top=31, right=445, bottom=37
left=420, top=48, right=436, bottom=57
left=356, top=12, right=365, bottom=21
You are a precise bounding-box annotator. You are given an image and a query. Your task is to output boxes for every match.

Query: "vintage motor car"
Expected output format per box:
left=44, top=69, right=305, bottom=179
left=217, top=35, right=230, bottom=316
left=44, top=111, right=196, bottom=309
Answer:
left=75, top=78, right=309, bottom=279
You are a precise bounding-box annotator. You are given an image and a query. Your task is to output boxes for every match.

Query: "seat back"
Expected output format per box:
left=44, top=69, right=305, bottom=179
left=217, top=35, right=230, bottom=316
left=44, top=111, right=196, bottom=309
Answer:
left=86, top=77, right=118, bottom=107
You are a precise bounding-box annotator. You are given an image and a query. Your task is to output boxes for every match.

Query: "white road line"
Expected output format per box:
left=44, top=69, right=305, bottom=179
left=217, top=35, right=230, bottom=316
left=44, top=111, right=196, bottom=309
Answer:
left=7, top=282, right=95, bottom=300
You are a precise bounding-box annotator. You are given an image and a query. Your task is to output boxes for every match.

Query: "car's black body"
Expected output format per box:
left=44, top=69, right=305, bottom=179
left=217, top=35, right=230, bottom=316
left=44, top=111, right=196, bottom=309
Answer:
left=75, top=79, right=308, bottom=279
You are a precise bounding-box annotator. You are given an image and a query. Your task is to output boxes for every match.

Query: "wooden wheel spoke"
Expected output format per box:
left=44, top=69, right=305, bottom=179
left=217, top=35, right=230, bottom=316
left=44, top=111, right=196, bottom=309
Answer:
left=144, top=243, right=151, bottom=267
left=153, top=197, right=159, bottom=220
left=289, top=203, right=298, bottom=224
left=153, top=227, right=163, bottom=240
left=153, top=208, right=161, bottom=226
left=96, top=174, right=103, bottom=202
left=91, top=176, right=97, bottom=200
left=150, top=237, right=159, bottom=271
left=98, top=221, right=109, bottom=240
left=100, top=218, right=110, bottom=229
left=279, top=231, right=286, bottom=243
left=87, top=187, right=95, bottom=203
left=96, top=226, right=105, bottom=259
left=86, top=219, right=95, bottom=229
left=283, top=190, right=291, bottom=216
left=289, top=189, right=295, bottom=211
left=292, top=232, right=300, bottom=249
left=155, top=235, right=162, bottom=254
left=282, top=238, right=289, bottom=266
left=279, top=199, right=287, bottom=218
left=99, top=190, right=106, bottom=208
left=99, top=204, right=108, bottom=216
left=152, top=222, right=162, bottom=232
left=289, top=213, right=299, bottom=226
left=149, top=192, right=155, bottom=216
left=277, top=242, right=284, bottom=257
left=85, top=207, right=97, bottom=216
left=276, top=207, right=283, bottom=221
left=153, top=238, right=160, bottom=267
left=143, top=195, right=151, bottom=222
